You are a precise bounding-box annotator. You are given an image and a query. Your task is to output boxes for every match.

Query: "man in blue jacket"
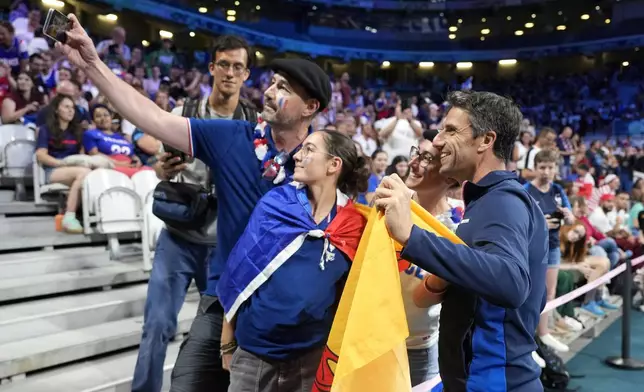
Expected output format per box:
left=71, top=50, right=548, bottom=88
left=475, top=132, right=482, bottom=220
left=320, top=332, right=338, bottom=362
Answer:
left=375, top=90, right=548, bottom=392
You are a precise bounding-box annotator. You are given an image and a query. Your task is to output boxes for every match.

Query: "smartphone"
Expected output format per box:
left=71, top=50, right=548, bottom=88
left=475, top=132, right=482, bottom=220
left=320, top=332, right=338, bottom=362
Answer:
left=550, top=210, right=565, bottom=220
left=163, top=143, right=191, bottom=165
left=43, top=8, right=72, bottom=44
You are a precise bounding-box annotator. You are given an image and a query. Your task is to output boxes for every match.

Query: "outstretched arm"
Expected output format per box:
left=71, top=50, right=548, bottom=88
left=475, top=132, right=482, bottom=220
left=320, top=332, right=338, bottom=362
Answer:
left=58, top=14, right=190, bottom=153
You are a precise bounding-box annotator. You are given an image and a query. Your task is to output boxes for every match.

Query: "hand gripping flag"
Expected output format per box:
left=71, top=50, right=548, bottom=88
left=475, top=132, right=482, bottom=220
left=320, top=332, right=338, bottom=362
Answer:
left=313, top=200, right=465, bottom=392
left=217, top=182, right=367, bottom=321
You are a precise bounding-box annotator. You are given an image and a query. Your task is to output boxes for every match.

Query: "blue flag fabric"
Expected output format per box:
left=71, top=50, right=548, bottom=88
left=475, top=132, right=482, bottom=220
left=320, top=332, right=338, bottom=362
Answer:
left=216, top=182, right=365, bottom=321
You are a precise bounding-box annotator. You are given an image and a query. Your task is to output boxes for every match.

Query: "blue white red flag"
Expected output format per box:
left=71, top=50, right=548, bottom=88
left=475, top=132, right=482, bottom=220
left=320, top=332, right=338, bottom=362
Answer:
left=217, top=182, right=366, bottom=321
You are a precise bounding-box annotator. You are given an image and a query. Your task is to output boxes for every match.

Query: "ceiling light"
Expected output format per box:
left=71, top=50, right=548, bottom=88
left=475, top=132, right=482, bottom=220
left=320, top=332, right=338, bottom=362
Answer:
left=234, top=1, right=240, bottom=5
left=506, top=16, right=512, bottom=21
left=481, top=18, right=486, bottom=22
left=42, top=0, right=64, bottom=8
left=457, top=18, right=463, bottom=24
left=581, top=14, right=590, bottom=20
left=456, top=62, right=473, bottom=70
left=595, top=6, right=601, bottom=11
left=531, top=14, right=536, bottom=19
left=605, top=18, right=611, bottom=24
left=481, top=28, right=490, bottom=35
left=98, top=14, right=118, bottom=22
left=256, top=5, right=260, bottom=10
left=480, top=36, right=485, bottom=41
left=449, top=26, right=458, bottom=32
left=141, top=40, right=150, bottom=47
left=515, top=30, right=524, bottom=36
left=525, top=22, right=534, bottom=28
left=622, top=61, right=630, bottom=67
left=556, top=25, right=566, bottom=31
left=499, top=59, right=517, bottom=66
left=558, top=11, right=563, bottom=16
left=448, top=34, right=456, bottom=40
left=381, top=61, right=391, bottom=67
left=418, top=62, right=434, bottom=68
left=255, top=51, right=264, bottom=58
left=159, top=30, right=173, bottom=39
left=227, top=10, right=236, bottom=15
left=227, top=15, right=236, bottom=22
left=198, top=7, right=207, bottom=13
left=189, top=31, right=195, bottom=37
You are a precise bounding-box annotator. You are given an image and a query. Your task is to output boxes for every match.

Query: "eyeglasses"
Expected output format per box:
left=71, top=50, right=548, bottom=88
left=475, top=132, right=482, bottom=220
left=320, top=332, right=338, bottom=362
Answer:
left=214, top=61, right=247, bottom=76
left=300, top=144, right=335, bottom=160
left=409, top=146, right=434, bottom=168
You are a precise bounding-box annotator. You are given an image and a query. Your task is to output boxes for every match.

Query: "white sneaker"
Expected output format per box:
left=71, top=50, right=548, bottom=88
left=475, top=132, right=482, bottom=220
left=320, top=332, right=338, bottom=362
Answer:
left=532, top=351, right=546, bottom=368
left=540, top=333, right=569, bottom=352
left=563, top=316, right=583, bottom=332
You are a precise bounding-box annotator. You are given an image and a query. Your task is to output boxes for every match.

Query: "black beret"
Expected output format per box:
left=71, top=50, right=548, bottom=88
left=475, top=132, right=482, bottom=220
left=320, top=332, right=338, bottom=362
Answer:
left=270, top=58, right=331, bottom=111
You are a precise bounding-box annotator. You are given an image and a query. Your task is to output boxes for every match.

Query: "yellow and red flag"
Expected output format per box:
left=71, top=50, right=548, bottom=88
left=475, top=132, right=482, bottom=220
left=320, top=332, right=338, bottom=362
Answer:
left=313, top=201, right=465, bottom=392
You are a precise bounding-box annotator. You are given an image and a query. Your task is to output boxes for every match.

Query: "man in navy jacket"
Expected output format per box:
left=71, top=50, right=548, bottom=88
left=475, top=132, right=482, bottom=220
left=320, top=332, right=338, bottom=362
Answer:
left=375, top=90, right=548, bottom=392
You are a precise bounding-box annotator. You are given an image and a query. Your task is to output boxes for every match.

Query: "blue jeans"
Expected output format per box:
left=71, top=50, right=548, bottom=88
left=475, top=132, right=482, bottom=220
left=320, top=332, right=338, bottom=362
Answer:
left=132, top=229, right=212, bottom=392
left=590, top=237, right=620, bottom=268
left=408, top=343, right=439, bottom=387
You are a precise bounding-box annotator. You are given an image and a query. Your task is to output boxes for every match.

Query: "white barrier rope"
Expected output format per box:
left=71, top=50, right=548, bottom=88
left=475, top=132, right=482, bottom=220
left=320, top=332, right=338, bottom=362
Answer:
left=412, top=255, right=644, bottom=392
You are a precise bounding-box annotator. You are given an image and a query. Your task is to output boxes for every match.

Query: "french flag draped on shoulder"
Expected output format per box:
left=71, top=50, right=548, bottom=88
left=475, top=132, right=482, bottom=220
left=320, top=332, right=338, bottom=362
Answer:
left=217, top=182, right=367, bottom=322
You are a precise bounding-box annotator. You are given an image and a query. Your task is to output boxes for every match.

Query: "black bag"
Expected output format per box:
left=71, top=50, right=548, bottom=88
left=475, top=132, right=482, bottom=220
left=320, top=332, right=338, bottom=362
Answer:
left=152, top=98, right=255, bottom=231
left=152, top=181, right=214, bottom=230
left=536, top=336, right=573, bottom=391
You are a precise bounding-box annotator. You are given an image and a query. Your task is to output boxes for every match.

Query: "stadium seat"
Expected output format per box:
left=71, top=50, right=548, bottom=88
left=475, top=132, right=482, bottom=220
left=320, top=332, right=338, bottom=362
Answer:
left=131, top=170, right=163, bottom=270
left=81, top=169, right=143, bottom=258
left=0, top=125, right=36, bottom=200
left=32, top=155, right=70, bottom=207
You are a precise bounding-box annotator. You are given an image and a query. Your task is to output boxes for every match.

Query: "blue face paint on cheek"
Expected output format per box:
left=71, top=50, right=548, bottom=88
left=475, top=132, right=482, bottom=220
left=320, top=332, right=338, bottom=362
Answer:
left=278, top=97, right=288, bottom=110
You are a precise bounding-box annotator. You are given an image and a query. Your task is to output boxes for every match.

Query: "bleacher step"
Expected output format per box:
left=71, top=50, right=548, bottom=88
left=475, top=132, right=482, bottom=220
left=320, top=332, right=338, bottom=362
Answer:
left=0, top=285, right=148, bottom=344
left=0, top=302, right=196, bottom=380
left=0, top=247, right=115, bottom=279
left=0, top=342, right=180, bottom=392
left=0, top=263, right=149, bottom=302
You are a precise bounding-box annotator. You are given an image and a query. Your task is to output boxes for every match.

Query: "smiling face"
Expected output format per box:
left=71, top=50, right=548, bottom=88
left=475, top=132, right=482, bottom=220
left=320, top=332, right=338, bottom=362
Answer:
left=431, top=107, right=480, bottom=182
left=406, top=140, right=458, bottom=191
left=292, top=132, right=341, bottom=186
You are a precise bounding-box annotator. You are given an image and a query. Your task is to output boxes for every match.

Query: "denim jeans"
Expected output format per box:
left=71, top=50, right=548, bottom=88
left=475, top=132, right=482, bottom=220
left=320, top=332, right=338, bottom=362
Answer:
left=408, top=343, right=439, bottom=387
left=132, top=229, right=211, bottom=392
left=169, top=295, right=230, bottom=392
left=228, top=347, right=323, bottom=392
left=591, top=237, right=620, bottom=268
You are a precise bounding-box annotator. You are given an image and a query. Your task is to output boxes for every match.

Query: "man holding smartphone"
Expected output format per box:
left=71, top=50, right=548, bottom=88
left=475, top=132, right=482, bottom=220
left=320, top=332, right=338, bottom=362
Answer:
left=131, top=36, right=256, bottom=392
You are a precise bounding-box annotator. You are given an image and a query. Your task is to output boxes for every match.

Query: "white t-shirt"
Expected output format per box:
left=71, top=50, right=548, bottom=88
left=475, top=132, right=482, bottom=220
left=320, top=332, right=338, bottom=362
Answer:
left=524, top=146, right=542, bottom=171
left=374, top=117, right=422, bottom=164
left=400, top=210, right=457, bottom=350
left=589, top=207, right=612, bottom=234
left=607, top=209, right=628, bottom=232
left=352, top=133, right=378, bottom=157
left=514, top=142, right=529, bottom=170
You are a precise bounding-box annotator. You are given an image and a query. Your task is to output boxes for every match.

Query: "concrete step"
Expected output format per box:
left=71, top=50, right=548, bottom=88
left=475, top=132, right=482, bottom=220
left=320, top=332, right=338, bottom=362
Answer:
left=0, top=342, right=181, bottom=392
left=0, top=201, right=56, bottom=216
left=0, top=247, right=112, bottom=279
left=0, top=285, right=148, bottom=344
left=0, top=263, right=149, bottom=303
left=0, top=301, right=197, bottom=380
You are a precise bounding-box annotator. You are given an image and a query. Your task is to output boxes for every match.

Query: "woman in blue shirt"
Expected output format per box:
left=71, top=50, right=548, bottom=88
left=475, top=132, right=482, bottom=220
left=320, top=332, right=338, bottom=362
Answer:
left=35, top=94, right=87, bottom=233
left=217, top=130, right=369, bottom=391
left=83, top=104, right=145, bottom=177
left=357, top=149, right=388, bottom=205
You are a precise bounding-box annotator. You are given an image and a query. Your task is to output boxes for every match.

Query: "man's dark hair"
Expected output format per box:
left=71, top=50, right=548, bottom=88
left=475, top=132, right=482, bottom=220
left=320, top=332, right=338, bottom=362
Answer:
left=29, top=53, right=42, bottom=63
left=445, top=90, right=523, bottom=162
left=211, top=35, right=253, bottom=68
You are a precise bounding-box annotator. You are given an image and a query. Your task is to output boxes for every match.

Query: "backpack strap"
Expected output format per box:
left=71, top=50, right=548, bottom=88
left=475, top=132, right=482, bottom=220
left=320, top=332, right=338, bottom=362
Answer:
left=524, top=147, right=535, bottom=170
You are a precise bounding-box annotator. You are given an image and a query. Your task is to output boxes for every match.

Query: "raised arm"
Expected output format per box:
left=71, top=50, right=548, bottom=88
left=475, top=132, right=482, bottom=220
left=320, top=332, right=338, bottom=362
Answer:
left=57, top=15, right=190, bottom=153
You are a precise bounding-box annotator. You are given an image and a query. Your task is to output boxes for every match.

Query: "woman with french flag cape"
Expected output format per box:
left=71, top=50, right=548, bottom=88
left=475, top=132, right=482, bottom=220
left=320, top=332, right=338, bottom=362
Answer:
left=216, top=130, right=370, bottom=391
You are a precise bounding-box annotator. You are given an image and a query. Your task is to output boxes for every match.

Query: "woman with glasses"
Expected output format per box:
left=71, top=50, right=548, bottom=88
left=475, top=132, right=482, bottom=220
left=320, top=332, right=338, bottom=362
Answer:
left=404, top=133, right=460, bottom=387
left=216, top=130, right=369, bottom=391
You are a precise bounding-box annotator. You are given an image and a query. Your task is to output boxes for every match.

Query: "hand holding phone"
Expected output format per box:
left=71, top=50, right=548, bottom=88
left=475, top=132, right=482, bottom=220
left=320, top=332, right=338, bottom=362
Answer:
left=550, top=210, right=565, bottom=221
left=43, top=9, right=72, bottom=44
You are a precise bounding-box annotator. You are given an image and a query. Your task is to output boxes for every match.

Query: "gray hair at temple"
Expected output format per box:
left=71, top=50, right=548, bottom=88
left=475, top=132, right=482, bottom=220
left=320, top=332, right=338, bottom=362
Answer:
left=444, top=90, right=523, bottom=162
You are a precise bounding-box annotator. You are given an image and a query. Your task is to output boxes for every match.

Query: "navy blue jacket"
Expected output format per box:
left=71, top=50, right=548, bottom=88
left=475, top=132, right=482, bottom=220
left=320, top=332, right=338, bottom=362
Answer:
left=401, top=171, right=547, bottom=392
